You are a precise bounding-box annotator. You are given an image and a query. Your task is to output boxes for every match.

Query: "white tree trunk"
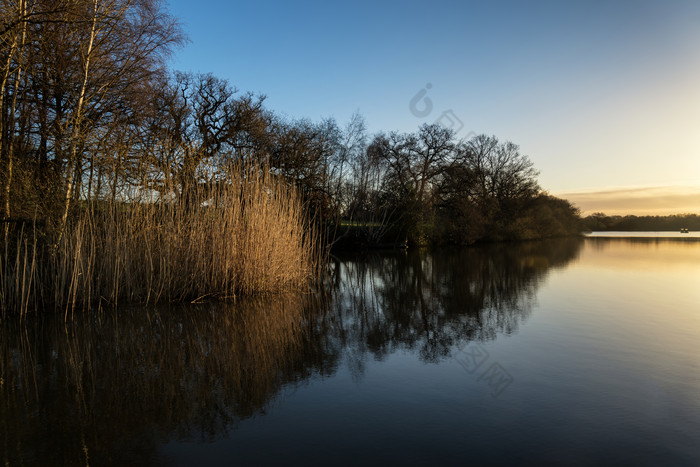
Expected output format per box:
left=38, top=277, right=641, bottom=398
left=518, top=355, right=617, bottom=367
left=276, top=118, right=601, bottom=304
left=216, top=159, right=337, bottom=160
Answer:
left=58, top=0, right=100, bottom=241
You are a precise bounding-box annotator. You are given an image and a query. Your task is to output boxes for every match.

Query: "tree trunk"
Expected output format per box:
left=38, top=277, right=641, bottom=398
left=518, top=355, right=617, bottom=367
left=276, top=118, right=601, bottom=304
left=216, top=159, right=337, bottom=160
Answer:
left=0, top=0, right=24, bottom=221
left=4, top=0, right=28, bottom=223
left=58, top=0, right=99, bottom=242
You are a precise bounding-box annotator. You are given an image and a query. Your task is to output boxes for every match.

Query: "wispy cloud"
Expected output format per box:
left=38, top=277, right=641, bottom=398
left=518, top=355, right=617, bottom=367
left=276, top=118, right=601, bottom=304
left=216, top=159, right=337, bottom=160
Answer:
left=556, top=186, right=700, bottom=215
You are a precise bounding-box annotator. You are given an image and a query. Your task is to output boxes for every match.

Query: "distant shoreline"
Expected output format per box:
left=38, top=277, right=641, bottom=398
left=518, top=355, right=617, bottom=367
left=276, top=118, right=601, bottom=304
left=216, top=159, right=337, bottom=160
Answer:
left=585, top=231, right=700, bottom=239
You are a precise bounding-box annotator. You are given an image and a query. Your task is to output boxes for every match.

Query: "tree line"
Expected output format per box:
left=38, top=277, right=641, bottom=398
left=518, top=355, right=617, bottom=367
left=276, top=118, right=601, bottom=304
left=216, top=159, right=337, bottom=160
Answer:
left=1, top=0, right=582, bottom=248
left=583, top=213, right=700, bottom=231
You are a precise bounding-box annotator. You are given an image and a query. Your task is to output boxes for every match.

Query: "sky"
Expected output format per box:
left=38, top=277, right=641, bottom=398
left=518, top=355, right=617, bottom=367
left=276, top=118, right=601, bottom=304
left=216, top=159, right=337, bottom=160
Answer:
left=165, top=0, right=700, bottom=215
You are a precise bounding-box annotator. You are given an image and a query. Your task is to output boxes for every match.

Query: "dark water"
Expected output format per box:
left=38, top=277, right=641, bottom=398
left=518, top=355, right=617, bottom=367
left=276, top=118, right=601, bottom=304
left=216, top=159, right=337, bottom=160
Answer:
left=2, top=237, right=699, bottom=466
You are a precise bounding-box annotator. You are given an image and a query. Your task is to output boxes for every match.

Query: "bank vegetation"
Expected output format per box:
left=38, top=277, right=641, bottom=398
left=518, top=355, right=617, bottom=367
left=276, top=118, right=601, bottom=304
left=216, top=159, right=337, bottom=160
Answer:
left=0, top=0, right=582, bottom=316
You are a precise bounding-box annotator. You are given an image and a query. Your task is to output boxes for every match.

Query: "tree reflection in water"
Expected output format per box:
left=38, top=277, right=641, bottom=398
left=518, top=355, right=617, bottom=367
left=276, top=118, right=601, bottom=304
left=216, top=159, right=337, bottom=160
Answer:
left=326, top=238, right=583, bottom=376
left=0, top=238, right=582, bottom=465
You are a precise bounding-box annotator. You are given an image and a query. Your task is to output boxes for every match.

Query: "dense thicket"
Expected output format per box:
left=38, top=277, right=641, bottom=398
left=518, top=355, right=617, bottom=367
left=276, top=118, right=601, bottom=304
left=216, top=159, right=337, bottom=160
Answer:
left=352, top=127, right=582, bottom=245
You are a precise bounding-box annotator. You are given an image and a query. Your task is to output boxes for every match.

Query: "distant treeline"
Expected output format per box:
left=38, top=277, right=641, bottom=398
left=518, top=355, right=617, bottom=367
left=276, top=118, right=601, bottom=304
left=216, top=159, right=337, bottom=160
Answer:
left=583, top=213, right=700, bottom=231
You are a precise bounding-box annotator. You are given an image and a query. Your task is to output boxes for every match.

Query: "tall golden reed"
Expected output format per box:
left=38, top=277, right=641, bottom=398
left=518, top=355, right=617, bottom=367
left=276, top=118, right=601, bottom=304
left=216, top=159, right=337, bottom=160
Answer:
left=0, top=163, right=320, bottom=318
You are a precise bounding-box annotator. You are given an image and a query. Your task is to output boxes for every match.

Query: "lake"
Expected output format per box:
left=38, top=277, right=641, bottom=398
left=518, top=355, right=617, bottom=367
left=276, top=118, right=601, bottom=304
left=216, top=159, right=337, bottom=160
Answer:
left=2, top=236, right=699, bottom=466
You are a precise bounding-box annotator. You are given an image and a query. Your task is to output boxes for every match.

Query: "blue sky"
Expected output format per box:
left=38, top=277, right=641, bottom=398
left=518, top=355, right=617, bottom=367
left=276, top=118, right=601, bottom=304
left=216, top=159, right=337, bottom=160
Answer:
left=166, top=0, right=700, bottom=213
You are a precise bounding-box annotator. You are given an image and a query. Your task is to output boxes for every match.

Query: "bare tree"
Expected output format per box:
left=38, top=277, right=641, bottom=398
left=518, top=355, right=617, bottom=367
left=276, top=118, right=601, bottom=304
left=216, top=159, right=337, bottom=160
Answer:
left=364, top=123, right=457, bottom=243
left=144, top=71, right=267, bottom=204
left=462, top=134, right=540, bottom=209
left=369, top=123, right=456, bottom=205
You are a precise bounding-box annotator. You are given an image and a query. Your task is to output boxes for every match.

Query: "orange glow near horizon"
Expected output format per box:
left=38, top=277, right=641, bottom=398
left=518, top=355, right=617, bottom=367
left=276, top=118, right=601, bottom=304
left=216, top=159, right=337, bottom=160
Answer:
left=556, top=186, right=700, bottom=216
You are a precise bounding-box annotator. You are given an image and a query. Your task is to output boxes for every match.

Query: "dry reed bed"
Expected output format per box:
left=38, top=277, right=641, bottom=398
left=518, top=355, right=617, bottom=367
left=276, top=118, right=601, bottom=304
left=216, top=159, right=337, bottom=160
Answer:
left=1, top=166, right=319, bottom=318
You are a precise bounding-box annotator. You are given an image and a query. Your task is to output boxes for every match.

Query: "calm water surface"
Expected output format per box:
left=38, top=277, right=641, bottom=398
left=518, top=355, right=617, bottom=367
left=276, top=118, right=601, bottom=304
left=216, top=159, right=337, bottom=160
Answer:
left=2, top=237, right=699, bottom=466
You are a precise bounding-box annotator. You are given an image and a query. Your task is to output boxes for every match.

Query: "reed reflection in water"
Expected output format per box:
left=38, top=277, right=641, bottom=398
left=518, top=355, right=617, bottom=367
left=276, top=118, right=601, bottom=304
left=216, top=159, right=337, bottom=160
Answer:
left=1, top=294, right=334, bottom=466
left=1, top=238, right=584, bottom=465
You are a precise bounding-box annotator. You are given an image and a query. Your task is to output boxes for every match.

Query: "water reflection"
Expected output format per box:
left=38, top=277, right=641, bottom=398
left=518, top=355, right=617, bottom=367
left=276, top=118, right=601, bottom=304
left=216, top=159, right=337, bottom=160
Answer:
left=1, top=295, right=332, bottom=466
left=327, top=238, right=583, bottom=372
left=583, top=236, right=700, bottom=271
left=1, top=238, right=583, bottom=465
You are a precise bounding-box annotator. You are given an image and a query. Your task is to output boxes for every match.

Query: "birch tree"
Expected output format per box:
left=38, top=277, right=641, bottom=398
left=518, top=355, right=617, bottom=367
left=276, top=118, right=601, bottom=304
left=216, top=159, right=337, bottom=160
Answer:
left=0, top=0, right=28, bottom=221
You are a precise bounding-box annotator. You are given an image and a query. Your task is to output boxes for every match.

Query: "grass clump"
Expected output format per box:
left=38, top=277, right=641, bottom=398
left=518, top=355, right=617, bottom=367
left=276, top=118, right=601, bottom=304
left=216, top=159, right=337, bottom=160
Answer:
left=1, top=164, right=320, bottom=318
